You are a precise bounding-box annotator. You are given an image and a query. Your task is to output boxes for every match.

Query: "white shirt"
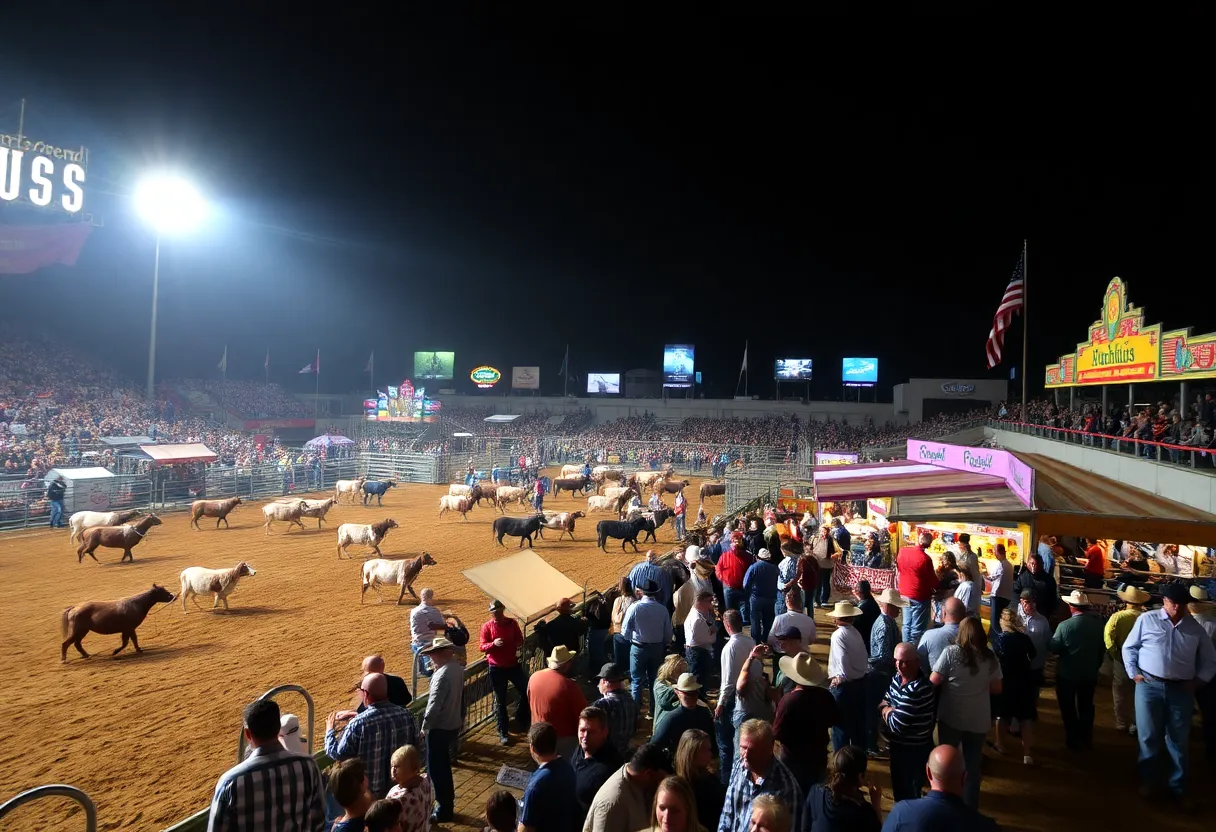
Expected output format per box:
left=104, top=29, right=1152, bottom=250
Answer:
left=989, top=557, right=1013, bottom=600
left=954, top=581, right=981, bottom=617
left=1017, top=607, right=1051, bottom=670
left=768, top=611, right=816, bottom=655
left=685, top=610, right=717, bottom=649
left=410, top=603, right=446, bottom=646
left=719, top=632, right=756, bottom=703
left=828, top=623, right=868, bottom=681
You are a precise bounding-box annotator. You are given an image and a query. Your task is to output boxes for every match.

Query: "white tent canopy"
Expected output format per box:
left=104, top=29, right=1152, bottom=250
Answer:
left=483, top=414, right=521, bottom=424
left=461, top=550, right=584, bottom=622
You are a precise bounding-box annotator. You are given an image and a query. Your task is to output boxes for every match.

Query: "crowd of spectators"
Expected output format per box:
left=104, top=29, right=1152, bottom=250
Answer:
left=177, top=379, right=314, bottom=419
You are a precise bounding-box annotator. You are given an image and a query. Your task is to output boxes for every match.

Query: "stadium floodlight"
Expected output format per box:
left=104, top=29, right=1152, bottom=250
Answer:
left=135, top=174, right=207, bottom=400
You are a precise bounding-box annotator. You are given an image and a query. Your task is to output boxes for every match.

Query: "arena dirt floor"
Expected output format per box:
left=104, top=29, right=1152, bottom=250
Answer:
left=0, top=472, right=1207, bottom=831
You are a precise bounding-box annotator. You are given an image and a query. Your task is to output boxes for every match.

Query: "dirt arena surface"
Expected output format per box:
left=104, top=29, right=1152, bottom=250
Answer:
left=0, top=472, right=1208, bottom=831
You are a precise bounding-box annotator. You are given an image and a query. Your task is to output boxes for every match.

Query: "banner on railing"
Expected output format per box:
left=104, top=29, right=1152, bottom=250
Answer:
left=831, top=564, right=896, bottom=594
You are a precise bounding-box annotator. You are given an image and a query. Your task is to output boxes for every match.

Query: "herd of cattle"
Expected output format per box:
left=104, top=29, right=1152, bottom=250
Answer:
left=53, top=465, right=724, bottom=660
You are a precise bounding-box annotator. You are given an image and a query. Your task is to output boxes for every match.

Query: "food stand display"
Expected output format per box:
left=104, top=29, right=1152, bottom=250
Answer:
left=899, top=520, right=1030, bottom=567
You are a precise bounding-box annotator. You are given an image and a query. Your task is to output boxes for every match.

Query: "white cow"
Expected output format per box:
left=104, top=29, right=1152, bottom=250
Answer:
left=601, top=486, right=632, bottom=502
left=559, top=464, right=585, bottom=478
left=262, top=500, right=308, bottom=535
left=493, top=486, right=530, bottom=514
left=337, top=519, right=399, bottom=559
left=439, top=495, right=474, bottom=521
left=334, top=476, right=366, bottom=505
left=68, top=509, right=142, bottom=544
left=280, top=496, right=338, bottom=528
left=360, top=552, right=436, bottom=604
left=448, top=483, right=473, bottom=497
left=586, top=496, right=617, bottom=514
left=179, top=562, right=256, bottom=612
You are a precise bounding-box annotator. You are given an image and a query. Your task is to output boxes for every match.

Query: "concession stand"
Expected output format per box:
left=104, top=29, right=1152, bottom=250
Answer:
left=140, top=443, right=218, bottom=503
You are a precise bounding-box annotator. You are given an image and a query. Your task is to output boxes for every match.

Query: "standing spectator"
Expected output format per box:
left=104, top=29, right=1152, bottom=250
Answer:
left=929, top=618, right=1002, bottom=810
left=1035, top=535, right=1058, bottom=579
left=674, top=489, right=688, bottom=541
left=528, top=646, right=588, bottom=761
left=572, top=707, right=624, bottom=826
left=1123, top=581, right=1216, bottom=806
left=952, top=565, right=981, bottom=619
left=584, top=743, right=671, bottom=832
left=1189, top=586, right=1216, bottom=761
left=768, top=588, right=816, bottom=661
left=1105, top=585, right=1150, bottom=736
left=630, top=550, right=674, bottom=610
left=953, top=534, right=978, bottom=586
left=830, top=518, right=851, bottom=560
left=45, top=474, right=66, bottom=528
left=880, top=644, right=936, bottom=803
left=773, top=652, right=838, bottom=793
left=853, top=581, right=880, bottom=648
left=327, top=759, right=373, bottom=832
left=538, top=598, right=587, bottom=658
left=384, top=745, right=432, bottom=832
left=774, top=544, right=800, bottom=616
left=715, top=610, right=755, bottom=782
left=519, top=723, right=578, bottom=832
left=827, top=601, right=869, bottom=751
left=802, top=745, right=882, bottom=832
left=409, top=589, right=448, bottom=678
left=878, top=745, right=998, bottom=830
left=325, top=673, right=420, bottom=800
left=896, top=532, right=938, bottom=645
left=917, top=598, right=964, bottom=672
left=652, top=672, right=718, bottom=754
left=485, top=791, right=517, bottom=832
left=207, top=698, right=326, bottom=832
left=1081, top=538, right=1107, bottom=589
left=480, top=599, right=529, bottom=745
left=811, top=526, right=838, bottom=610
left=350, top=656, right=412, bottom=714
left=654, top=654, right=692, bottom=736
left=1015, top=589, right=1050, bottom=706
left=612, top=578, right=636, bottom=668
left=420, top=638, right=462, bottom=823
left=1012, top=553, right=1057, bottom=620
left=650, top=775, right=705, bottom=832
left=986, top=544, right=1014, bottom=643
left=748, top=795, right=791, bottom=832
left=865, top=589, right=902, bottom=757
left=717, top=534, right=752, bottom=625
left=796, top=547, right=820, bottom=614
left=991, top=608, right=1038, bottom=765
left=717, top=719, right=803, bottom=832
left=685, top=591, right=718, bottom=692
left=591, top=662, right=638, bottom=759
left=622, top=579, right=673, bottom=713
left=675, top=729, right=725, bottom=827
left=743, top=548, right=779, bottom=643
left=1049, top=590, right=1106, bottom=752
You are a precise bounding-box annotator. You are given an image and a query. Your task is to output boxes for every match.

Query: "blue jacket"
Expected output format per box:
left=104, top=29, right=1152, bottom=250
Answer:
left=743, top=559, right=780, bottom=601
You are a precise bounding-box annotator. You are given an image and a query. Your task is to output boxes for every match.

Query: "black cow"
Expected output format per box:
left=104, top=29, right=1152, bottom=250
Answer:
left=493, top=513, right=544, bottom=548
left=362, top=480, right=397, bottom=507
left=596, top=516, right=649, bottom=552
left=640, top=508, right=674, bottom=543
left=551, top=476, right=588, bottom=499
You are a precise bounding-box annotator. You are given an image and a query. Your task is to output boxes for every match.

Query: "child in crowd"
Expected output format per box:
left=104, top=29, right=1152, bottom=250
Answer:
left=385, top=744, right=432, bottom=832
left=366, top=799, right=405, bottom=832
left=484, top=790, right=517, bottom=832
left=328, top=758, right=373, bottom=832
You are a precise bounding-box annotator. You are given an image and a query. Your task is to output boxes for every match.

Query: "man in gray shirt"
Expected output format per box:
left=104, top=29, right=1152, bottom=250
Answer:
left=422, top=637, right=464, bottom=823
left=918, top=598, right=964, bottom=671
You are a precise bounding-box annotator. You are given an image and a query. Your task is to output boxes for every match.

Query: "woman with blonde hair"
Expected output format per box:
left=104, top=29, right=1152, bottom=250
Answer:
left=748, top=793, right=794, bottom=832
left=653, top=653, right=689, bottom=734
left=992, top=605, right=1037, bottom=765
left=649, top=775, right=705, bottom=832
left=674, top=729, right=724, bottom=824
left=952, top=563, right=981, bottom=618
left=611, top=577, right=635, bottom=667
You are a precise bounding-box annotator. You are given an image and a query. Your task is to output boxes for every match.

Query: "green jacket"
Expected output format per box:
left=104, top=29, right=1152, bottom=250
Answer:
left=1049, top=612, right=1106, bottom=682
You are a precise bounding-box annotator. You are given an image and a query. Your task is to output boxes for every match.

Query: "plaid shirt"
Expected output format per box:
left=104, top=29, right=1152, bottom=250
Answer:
left=325, top=701, right=419, bottom=797
left=717, top=754, right=803, bottom=832
left=208, top=745, right=326, bottom=832
left=592, top=688, right=638, bottom=758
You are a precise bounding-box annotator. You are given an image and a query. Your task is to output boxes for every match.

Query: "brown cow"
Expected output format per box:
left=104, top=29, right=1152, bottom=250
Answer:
left=77, top=515, right=163, bottom=564
left=699, top=482, right=726, bottom=501
left=189, top=497, right=242, bottom=530
left=551, top=476, right=589, bottom=498
left=61, top=583, right=176, bottom=661
left=654, top=478, right=691, bottom=495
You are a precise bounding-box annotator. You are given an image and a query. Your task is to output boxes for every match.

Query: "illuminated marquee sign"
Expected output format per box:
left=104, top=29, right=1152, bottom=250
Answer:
left=0, top=132, right=88, bottom=214
left=470, top=366, right=502, bottom=389
left=1046, top=277, right=1216, bottom=388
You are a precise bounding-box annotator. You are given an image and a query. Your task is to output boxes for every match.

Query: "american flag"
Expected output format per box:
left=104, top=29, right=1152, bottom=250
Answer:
left=985, top=249, right=1026, bottom=369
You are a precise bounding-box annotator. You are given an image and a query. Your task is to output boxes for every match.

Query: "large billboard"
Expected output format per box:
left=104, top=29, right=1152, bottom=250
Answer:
left=587, top=373, right=620, bottom=394
left=413, top=351, right=455, bottom=380
left=1, top=121, right=88, bottom=214
left=842, top=357, right=878, bottom=387
left=663, top=345, right=695, bottom=388
left=1046, top=276, right=1216, bottom=388
left=775, top=358, right=813, bottom=381
left=370, top=380, right=441, bottom=422
left=511, top=366, right=540, bottom=390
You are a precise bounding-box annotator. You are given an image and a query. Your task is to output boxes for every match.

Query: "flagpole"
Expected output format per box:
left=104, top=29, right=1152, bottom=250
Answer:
left=744, top=340, right=748, bottom=397
left=369, top=352, right=374, bottom=397
left=1020, top=239, right=1028, bottom=420
left=265, top=349, right=269, bottom=385
left=314, top=350, right=320, bottom=419
left=563, top=344, right=569, bottom=398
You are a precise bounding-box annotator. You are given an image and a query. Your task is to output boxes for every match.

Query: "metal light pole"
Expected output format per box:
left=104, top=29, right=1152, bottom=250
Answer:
left=146, top=235, right=161, bottom=401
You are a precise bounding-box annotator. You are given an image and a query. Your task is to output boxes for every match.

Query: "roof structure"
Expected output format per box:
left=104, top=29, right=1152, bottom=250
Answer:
left=138, top=443, right=217, bottom=465
left=813, top=460, right=1007, bottom=502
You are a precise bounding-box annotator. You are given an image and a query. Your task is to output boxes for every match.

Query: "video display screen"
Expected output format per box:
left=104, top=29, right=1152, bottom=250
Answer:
left=413, top=351, right=455, bottom=380
left=842, top=357, right=878, bottom=386
left=775, top=358, right=813, bottom=380
left=663, top=345, right=695, bottom=388
left=586, top=373, right=620, bottom=394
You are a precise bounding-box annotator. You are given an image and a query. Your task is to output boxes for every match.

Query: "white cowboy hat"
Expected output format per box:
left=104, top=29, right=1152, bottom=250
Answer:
left=1062, top=590, right=1090, bottom=607
left=673, top=672, right=702, bottom=693
left=757, top=548, right=772, bottom=561
left=1117, top=586, right=1151, bottom=605
left=421, top=636, right=456, bottom=654
left=876, top=588, right=905, bottom=607
left=278, top=714, right=309, bottom=756
left=685, top=546, right=703, bottom=563
left=546, top=645, right=578, bottom=668
left=829, top=601, right=863, bottom=618
left=778, top=652, right=827, bottom=687
left=1190, top=585, right=1211, bottom=602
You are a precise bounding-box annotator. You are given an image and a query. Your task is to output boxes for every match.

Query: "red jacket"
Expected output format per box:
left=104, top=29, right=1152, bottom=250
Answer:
left=896, top=546, right=939, bottom=602
left=479, top=616, right=523, bottom=667
left=716, top=546, right=752, bottom=589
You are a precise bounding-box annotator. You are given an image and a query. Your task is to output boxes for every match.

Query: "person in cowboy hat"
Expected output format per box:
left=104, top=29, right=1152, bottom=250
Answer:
left=743, top=547, right=780, bottom=643
left=1187, top=586, right=1216, bottom=763
left=621, top=577, right=673, bottom=715
left=528, top=645, right=588, bottom=761
left=1187, top=585, right=1216, bottom=639
left=1105, top=585, right=1151, bottom=735
left=651, top=672, right=716, bottom=754
left=1048, top=590, right=1105, bottom=751
left=865, top=588, right=905, bottom=758
left=827, top=600, right=869, bottom=751
left=773, top=652, right=838, bottom=794
left=591, top=663, right=637, bottom=759
left=1124, top=581, right=1216, bottom=805
left=421, top=637, right=462, bottom=823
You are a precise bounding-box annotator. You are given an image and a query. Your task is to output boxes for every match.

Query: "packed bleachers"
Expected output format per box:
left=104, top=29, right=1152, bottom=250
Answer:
left=174, top=379, right=313, bottom=419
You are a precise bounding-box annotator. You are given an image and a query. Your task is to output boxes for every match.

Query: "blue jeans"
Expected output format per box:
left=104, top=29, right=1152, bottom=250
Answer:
left=864, top=671, right=892, bottom=752
left=50, top=499, right=64, bottom=528
left=629, top=643, right=664, bottom=711
left=715, top=703, right=736, bottom=783
left=902, top=598, right=931, bottom=645
left=675, top=514, right=686, bottom=539
left=888, top=741, right=932, bottom=802
left=937, top=722, right=985, bottom=809
left=816, top=568, right=833, bottom=606
left=426, top=726, right=457, bottom=817
left=612, top=633, right=631, bottom=668
left=411, top=643, right=435, bottom=678
left=686, top=646, right=713, bottom=692
left=489, top=663, right=530, bottom=738
left=830, top=678, right=865, bottom=751
left=587, top=627, right=608, bottom=674
left=1136, top=677, right=1195, bottom=795
left=724, top=587, right=748, bottom=625
left=749, top=597, right=776, bottom=643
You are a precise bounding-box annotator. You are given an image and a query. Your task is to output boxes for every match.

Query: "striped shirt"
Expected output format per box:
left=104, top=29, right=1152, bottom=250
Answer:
left=207, top=744, right=326, bottom=832
left=592, top=688, right=638, bottom=758
left=718, top=754, right=803, bottom=832
left=883, top=670, right=936, bottom=746
left=325, top=701, right=420, bottom=797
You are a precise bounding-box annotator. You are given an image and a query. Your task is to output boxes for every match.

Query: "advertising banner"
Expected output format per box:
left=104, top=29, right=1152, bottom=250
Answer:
left=471, top=366, right=502, bottom=389
left=511, top=366, right=540, bottom=390
left=906, top=439, right=1034, bottom=508
left=663, top=345, right=695, bottom=388
left=240, top=418, right=316, bottom=430
left=842, top=357, right=878, bottom=386
left=814, top=451, right=858, bottom=466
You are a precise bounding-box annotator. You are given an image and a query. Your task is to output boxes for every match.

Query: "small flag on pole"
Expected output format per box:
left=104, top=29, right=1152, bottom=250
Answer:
left=737, top=341, right=748, bottom=387
left=299, top=352, right=319, bottom=374
left=985, top=251, right=1026, bottom=369
left=364, top=351, right=374, bottom=373
left=264, top=349, right=270, bottom=371
left=217, top=346, right=227, bottom=372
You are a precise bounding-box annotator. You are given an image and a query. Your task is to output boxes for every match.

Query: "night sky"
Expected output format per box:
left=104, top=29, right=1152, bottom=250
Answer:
left=1, top=13, right=1208, bottom=400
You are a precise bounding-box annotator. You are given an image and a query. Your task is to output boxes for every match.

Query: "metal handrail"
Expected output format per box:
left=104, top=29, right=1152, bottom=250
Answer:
left=236, top=684, right=316, bottom=762
left=0, top=784, right=97, bottom=831
left=989, top=419, right=1214, bottom=471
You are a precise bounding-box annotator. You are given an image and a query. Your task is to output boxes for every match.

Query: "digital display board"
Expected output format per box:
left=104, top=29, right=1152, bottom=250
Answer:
left=587, top=373, right=620, bottom=394
left=374, top=380, right=440, bottom=422
left=775, top=358, right=814, bottom=381
left=413, top=351, right=455, bottom=380
left=842, top=357, right=878, bottom=387
left=663, top=345, right=695, bottom=388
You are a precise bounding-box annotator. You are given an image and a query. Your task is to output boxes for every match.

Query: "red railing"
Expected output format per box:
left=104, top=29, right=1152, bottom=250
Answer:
left=989, top=419, right=1214, bottom=470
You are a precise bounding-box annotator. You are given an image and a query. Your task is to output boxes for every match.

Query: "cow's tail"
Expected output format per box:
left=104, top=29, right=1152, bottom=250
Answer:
left=61, top=606, right=73, bottom=638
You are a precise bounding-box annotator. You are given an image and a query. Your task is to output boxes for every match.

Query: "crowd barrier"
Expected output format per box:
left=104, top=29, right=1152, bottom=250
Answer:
left=991, top=419, right=1215, bottom=471
left=0, top=785, right=97, bottom=831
